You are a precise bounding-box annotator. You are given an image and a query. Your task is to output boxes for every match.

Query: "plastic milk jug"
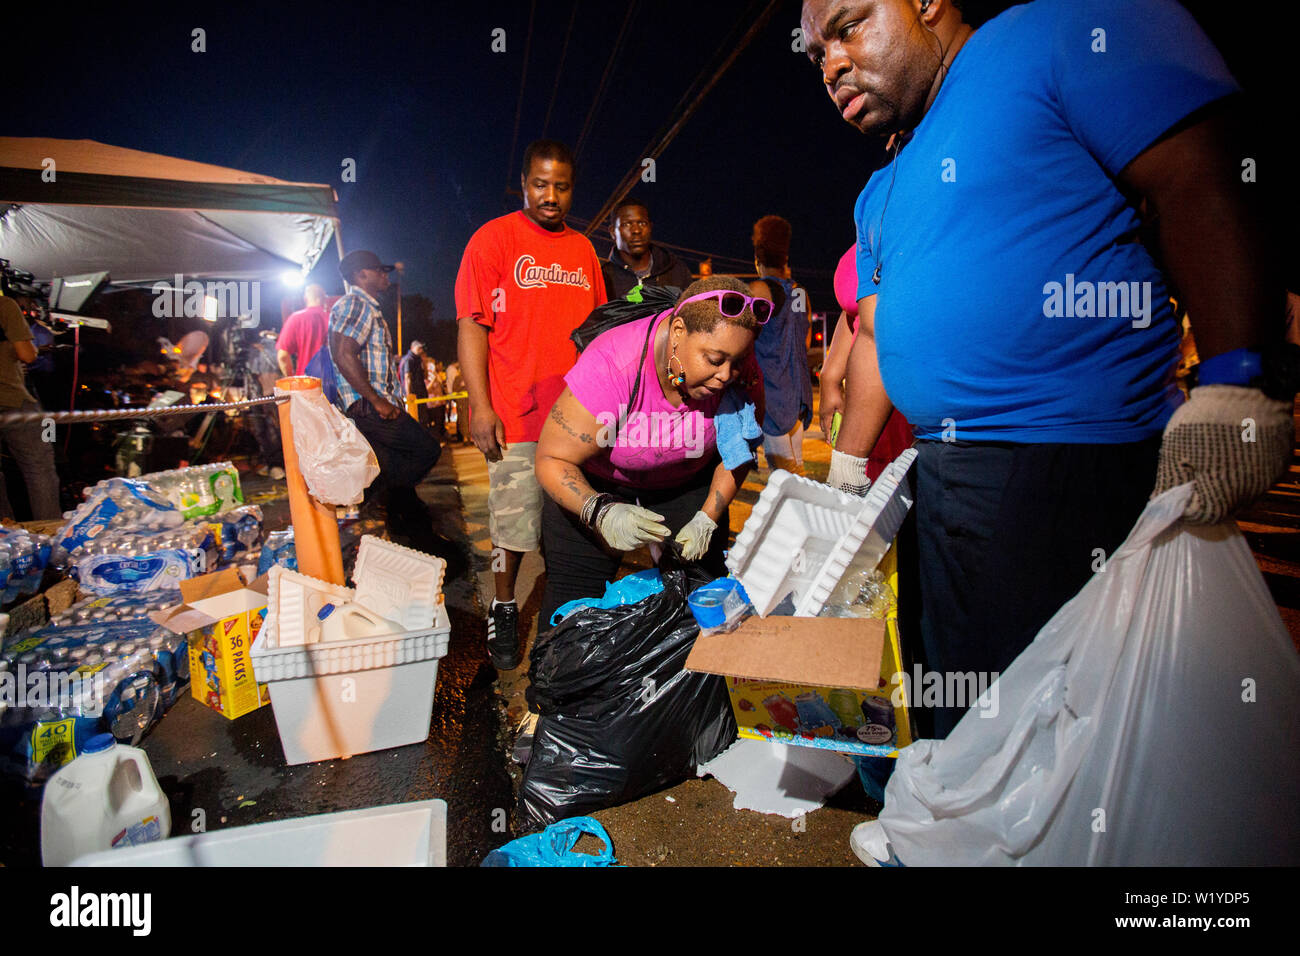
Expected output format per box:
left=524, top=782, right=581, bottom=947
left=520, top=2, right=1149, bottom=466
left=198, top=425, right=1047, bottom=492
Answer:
left=317, top=602, right=402, bottom=643
left=40, top=733, right=171, bottom=865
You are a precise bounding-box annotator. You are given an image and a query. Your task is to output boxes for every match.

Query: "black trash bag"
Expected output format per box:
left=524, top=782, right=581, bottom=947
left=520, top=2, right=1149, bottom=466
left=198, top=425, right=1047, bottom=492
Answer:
left=569, top=285, right=683, bottom=352
left=519, top=560, right=737, bottom=829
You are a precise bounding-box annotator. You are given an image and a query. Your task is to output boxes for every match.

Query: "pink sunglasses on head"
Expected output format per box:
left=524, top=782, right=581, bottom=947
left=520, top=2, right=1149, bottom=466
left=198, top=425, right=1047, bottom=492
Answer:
left=675, top=290, right=775, bottom=325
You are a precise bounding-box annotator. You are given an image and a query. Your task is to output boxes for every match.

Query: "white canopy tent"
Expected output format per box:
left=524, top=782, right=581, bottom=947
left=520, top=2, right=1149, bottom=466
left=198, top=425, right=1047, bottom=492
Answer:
left=0, top=137, right=340, bottom=286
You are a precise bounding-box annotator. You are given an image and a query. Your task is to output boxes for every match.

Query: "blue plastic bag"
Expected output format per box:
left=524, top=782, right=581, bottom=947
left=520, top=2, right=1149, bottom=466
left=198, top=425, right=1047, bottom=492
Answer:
left=480, top=817, right=617, bottom=867
left=304, top=345, right=340, bottom=406
left=550, top=569, right=664, bottom=626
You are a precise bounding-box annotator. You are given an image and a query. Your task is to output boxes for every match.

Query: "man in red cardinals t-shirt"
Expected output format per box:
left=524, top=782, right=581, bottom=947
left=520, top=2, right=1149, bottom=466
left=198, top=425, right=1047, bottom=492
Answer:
left=456, top=139, right=606, bottom=673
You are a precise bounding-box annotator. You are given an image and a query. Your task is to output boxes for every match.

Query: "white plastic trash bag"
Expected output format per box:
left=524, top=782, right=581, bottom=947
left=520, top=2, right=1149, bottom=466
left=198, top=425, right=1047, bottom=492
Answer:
left=278, top=387, right=380, bottom=506
left=880, top=483, right=1300, bottom=866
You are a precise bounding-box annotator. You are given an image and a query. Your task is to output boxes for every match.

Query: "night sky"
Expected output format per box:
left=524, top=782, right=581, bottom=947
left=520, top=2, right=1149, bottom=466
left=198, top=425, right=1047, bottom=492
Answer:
left=7, top=1, right=1293, bottom=332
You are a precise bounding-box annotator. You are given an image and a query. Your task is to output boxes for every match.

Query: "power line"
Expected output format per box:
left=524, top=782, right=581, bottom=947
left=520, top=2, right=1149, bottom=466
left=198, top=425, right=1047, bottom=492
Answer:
left=503, top=0, right=538, bottom=208
left=541, top=0, right=580, bottom=139
left=583, top=0, right=783, bottom=239
left=566, top=213, right=834, bottom=278
left=573, top=0, right=640, bottom=163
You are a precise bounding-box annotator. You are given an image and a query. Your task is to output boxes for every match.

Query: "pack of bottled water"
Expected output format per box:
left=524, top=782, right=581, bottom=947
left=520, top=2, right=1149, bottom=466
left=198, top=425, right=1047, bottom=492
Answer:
left=137, top=462, right=244, bottom=520
left=71, top=525, right=216, bottom=595
left=52, top=477, right=183, bottom=564
left=203, top=504, right=263, bottom=563
left=52, top=464, right=246, bottom=566
left=257, top=528, right=296, bottom=576
left=0, top=617, right=189, bottom=781
left=0, top=526, right=53, bottom=604
left=48, top=591, right=181, bottom=628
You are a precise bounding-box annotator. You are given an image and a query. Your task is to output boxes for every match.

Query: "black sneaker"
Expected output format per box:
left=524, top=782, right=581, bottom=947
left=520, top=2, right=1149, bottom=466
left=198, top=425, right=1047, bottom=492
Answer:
left=487, top=600, right=520, bottom=670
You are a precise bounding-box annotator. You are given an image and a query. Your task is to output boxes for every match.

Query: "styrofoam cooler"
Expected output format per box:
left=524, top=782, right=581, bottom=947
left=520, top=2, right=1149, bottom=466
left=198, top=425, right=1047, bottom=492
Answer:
left=727, top=449, right=918, bottom=616
left=71, top=800, right=447, bottom=866
left=250, top=602, right=451, bottom=765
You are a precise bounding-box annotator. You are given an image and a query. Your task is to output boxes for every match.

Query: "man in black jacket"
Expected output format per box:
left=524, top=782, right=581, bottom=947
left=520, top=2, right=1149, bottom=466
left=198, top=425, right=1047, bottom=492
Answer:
left=601, top=198, right=692, bottom=300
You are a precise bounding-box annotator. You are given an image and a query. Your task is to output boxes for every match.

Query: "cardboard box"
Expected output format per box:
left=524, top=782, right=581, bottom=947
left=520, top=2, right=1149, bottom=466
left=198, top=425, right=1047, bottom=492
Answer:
left=685, top=554, right=913, bottom=758
left=156, top=568, right=271, bottom=720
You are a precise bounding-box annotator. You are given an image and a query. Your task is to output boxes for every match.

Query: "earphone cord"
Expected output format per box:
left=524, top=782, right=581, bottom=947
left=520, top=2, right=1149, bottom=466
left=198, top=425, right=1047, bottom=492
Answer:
left=871, top=6, right=958, bottom=285
left=871, top=138, right=903, bottom=285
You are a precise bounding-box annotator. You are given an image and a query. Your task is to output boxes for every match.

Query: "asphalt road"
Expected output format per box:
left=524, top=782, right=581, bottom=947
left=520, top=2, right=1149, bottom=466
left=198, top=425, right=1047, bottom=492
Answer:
left=0, top=466, right=516, bottom=869
left=4, top=398, right=1296, bottom=868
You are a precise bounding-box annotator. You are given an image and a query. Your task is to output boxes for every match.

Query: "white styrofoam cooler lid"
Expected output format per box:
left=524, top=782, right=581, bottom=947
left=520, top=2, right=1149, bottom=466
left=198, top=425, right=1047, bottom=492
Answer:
left=353, top=535, right=445, bottom=630
left=253, top=565, right=451, bottom=680
left=727, top=449, right=916, bottom=617
left=70, top=799, right=448, bottom=866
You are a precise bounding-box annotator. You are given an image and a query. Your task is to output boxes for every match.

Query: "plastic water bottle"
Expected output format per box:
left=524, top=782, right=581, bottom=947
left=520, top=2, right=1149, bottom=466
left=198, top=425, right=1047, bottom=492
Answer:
left=0, top=551, right=12, bottom=603
left=40, top=733, right=171, bottom=865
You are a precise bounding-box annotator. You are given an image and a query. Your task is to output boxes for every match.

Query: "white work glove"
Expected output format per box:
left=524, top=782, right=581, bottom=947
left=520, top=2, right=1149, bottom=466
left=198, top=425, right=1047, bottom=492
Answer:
left=827, top=448, right=872, bottom=497
left=674, top=510, right=717, bottom=562
left=596, top=502, right=670, bottom=551
left=1153, top=385, right=1293, bottom=524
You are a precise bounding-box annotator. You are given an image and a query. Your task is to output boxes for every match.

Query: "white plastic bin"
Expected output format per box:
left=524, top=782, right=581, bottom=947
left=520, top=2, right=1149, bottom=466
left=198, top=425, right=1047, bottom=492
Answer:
left=70, top=800, right=447, bottom=866
left=251, top=601, right=451, bottom=765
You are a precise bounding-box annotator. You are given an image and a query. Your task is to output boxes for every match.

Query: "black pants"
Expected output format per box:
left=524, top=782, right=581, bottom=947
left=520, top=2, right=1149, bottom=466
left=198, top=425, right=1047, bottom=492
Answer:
left=346, top=399, right=442, bottom=523
left=248, top=404, right=284, bottom=469
left=539, top=461, right=726, bottom=629
left=901, top=437, right=1161, bottom=739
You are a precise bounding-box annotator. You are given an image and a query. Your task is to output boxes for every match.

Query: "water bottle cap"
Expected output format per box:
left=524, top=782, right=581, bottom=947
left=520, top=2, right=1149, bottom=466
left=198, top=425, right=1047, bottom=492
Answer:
left=83, top=733, right=116, bottom=754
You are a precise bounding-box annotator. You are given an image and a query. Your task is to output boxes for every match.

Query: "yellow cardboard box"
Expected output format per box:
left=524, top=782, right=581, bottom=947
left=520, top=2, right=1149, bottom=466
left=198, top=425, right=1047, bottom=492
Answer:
left=685, top=552, right=913, bottom=757
left=160, top=568, right=271, bottom=720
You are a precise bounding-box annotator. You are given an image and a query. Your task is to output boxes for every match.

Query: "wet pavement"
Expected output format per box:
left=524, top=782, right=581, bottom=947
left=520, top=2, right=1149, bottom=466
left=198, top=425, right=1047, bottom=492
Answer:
left=4, top=400, right=1298, bottom=868
left=452, top=435, right=879, bottom=866
left=0, top=457, right=515, bottom=868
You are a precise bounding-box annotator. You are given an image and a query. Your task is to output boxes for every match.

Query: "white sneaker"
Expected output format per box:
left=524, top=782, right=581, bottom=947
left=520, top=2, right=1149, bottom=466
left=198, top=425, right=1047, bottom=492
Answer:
left=849, top=820, right=904, bottom=867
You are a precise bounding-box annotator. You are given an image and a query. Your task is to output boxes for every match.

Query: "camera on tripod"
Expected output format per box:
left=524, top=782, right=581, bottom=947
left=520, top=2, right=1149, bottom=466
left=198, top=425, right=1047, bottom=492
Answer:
left=0, top=259, right=111, bottom=333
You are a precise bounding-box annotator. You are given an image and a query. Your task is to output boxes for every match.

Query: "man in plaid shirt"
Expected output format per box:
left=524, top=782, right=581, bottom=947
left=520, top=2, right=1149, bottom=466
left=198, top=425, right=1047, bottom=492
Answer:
left=329, top=249, right=458, bottom=567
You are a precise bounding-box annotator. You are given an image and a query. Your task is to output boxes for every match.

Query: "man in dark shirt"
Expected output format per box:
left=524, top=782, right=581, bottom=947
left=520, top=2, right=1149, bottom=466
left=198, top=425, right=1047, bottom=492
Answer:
left=0, top=292, right=60, bottom=519
left=600, top=199, right=693, bottom=300
left=399, top=340, right=430, bottom=427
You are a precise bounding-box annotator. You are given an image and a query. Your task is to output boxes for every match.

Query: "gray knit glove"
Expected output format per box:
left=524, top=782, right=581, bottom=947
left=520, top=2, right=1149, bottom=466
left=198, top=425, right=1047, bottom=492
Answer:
left=827, top=449, right=872, bottom=497
left=1153, top=385, right=1293, bottom=523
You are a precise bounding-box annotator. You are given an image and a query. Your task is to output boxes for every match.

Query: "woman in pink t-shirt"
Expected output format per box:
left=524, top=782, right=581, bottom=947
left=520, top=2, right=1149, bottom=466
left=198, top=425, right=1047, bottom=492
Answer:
left=822, top=245, right=912, bottom=483
left=535, top=276, right=767, bottom=628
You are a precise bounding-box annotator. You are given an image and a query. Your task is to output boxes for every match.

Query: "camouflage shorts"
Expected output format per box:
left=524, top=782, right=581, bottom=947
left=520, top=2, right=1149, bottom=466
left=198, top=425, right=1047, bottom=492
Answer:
left=486, top=442, right=542, bottom=552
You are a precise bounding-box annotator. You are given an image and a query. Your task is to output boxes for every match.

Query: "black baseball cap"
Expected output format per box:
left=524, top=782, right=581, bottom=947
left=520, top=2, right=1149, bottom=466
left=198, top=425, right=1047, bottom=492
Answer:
left=338, top=250, right=395, bottom=283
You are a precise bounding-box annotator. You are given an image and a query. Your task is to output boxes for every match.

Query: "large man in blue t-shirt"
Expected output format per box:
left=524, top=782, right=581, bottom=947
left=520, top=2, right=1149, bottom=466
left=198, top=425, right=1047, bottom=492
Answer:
left=803, top=0, right=1292, bottom=740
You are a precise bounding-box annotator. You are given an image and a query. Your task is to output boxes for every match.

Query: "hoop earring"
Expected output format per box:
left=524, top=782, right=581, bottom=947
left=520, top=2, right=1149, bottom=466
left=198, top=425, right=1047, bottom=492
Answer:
left=668, top=345, right=686, bottom=388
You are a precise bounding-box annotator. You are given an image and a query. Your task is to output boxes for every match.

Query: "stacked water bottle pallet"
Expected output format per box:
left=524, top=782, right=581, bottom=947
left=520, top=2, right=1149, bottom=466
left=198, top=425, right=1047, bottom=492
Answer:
left=0, top=601, right=188, bottom=782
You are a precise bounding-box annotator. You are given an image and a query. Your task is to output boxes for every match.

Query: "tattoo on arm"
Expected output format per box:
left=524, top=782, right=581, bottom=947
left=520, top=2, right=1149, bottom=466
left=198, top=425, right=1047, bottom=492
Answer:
left=549, top=404, right=594, bottom=445
left=558, top=463, right=596, bottom=512
left=712, top=491, right=725, bottom=515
